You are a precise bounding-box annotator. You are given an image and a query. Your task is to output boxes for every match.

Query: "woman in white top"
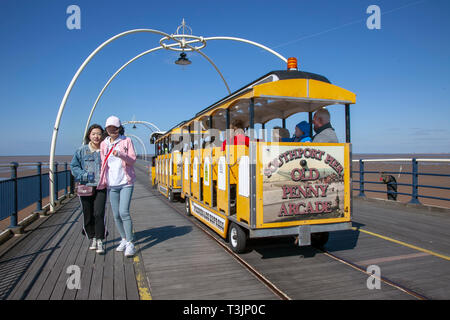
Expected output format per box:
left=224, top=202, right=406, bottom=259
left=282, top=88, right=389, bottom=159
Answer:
left=99, top=116, right=137, bottom=257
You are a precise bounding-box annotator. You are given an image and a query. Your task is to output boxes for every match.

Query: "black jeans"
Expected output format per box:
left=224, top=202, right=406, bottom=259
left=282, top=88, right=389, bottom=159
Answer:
left=80, top=188, right=107, bottom=240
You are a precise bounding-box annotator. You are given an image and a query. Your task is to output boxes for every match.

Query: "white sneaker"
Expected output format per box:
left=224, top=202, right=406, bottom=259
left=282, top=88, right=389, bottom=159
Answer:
left=124, top=242, right=136, bottom=257
left=116, top=239, right=127, bottom=252
left=89, top=238, right=97, bottom=250
left=96, top=239, right=105, bottom=254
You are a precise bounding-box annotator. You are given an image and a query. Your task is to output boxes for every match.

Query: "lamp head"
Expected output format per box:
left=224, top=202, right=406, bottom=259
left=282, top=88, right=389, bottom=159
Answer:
left=175, top=52, right=191, bottom=65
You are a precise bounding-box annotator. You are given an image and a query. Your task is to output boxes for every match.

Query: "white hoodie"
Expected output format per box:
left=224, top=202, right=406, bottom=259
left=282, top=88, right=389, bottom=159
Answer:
left=105, top=135, right=128, bottom=188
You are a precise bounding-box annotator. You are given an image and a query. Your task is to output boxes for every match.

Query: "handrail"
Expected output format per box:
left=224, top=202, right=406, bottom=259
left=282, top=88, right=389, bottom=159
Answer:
left=352, top=157, right=450, bottom=205
left=1, top=161, right=74, bottom=231
left=0, top=162, right=69, bottom=167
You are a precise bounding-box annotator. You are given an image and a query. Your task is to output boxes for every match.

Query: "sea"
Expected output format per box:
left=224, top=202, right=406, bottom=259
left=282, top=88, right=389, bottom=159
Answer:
left=1, top=153, right=449, bottom=180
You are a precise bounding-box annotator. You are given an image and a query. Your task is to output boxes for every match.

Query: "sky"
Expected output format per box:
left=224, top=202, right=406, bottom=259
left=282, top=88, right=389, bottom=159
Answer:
left=0, top=0, right=449, bottom=156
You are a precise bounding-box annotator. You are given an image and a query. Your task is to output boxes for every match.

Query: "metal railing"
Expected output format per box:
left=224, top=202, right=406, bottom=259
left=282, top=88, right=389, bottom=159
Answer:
left=0, top=162, right=74, bottom=228
left=352, top=158, right=450, bottom=204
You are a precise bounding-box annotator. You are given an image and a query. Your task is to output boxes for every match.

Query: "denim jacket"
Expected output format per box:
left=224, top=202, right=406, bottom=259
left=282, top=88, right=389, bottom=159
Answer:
left=71, top=144, right=102, bottom=186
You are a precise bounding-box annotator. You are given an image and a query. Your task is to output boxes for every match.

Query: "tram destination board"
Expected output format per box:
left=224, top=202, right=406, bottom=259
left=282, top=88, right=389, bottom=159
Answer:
left=261, top=144, right=348, bottom=224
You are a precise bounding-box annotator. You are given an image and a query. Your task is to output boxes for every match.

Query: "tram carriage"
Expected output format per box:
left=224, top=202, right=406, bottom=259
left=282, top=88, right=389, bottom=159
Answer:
left=151, top=58, right=355, bottom=253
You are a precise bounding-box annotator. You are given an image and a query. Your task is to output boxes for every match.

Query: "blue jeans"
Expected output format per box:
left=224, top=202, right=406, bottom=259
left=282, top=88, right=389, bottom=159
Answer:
left=109, top=185, right=134, bottom=242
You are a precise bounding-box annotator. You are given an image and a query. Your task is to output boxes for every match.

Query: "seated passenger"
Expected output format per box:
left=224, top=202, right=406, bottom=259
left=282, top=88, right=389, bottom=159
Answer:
left=221, top=120, right=249, bottom=151
left=272, top=126, right=290, bottom=142
left=312, top=108, right=338, bottom=143
left=283, top=121, right=312, bottom=142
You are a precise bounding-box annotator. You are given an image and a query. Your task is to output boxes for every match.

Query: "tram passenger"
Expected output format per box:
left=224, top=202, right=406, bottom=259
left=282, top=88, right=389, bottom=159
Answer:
left=221, top=120, right=249, bottom=151
left=71, top=124, right=107, bottom=254
left=283, top=121, right=312, bottom=142
left=272, top=126, right=290, bottom=142
left=312, top=108, right=338, bottom=143
left=98, top=116, right=137, bottom=258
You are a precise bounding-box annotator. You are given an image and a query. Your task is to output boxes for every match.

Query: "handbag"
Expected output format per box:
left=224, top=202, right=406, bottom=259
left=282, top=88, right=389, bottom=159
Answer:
left=76, top=184, right=94, bottom=197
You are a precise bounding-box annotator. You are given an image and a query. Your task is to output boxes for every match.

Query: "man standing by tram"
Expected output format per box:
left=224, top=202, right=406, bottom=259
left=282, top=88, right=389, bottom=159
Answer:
left=312, top=108, right=338, bottom=143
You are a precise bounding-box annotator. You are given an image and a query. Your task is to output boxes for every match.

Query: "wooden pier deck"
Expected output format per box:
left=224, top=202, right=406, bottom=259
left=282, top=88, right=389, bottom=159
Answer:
left=0, top=161, right=449, bottom=300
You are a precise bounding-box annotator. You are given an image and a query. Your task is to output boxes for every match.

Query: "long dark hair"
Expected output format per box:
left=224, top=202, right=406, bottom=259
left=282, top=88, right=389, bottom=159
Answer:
left=84, top=124, right=105, bottom=145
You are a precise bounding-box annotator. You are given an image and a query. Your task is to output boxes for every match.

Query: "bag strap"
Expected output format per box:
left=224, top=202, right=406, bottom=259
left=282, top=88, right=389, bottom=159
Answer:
left=102, top=143, right=116, bottom=171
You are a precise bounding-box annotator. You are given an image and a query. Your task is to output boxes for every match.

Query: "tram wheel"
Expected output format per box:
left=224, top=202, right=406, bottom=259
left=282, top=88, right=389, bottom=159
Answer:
left=185, top=197, right=192, bottom=216
left=228, top=223, right=247, bottom=254
left=168, top=189, right=175, bottom=202
left=311, top=232, right=329, bottom=248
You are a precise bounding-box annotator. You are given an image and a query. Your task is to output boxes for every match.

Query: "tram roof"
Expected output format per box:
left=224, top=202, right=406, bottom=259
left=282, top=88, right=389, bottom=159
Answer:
left=155, top=70, right=356, bottom=142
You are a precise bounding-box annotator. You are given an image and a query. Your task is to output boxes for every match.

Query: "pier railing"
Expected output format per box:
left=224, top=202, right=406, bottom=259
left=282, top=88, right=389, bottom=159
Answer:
left=352, top=158, right=450, bottom=205
left=0, top=162, right=74, bottom=229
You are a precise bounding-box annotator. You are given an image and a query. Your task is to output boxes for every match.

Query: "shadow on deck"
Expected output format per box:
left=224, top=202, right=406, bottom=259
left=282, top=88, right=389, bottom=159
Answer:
left=0, top=196, right=142, bottom=300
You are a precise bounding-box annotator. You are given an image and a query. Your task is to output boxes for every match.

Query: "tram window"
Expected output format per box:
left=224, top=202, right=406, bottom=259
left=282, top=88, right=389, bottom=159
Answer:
left=272, top=126, right=290, bottom=142
left=172, top=134, right=183, bottom=153
left=168, top=137, right=173, bottom=153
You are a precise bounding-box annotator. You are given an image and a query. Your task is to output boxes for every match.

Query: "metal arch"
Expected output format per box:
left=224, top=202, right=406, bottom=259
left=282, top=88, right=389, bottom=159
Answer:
left=204, top=36, right=288, bottom=63
left=123, top=120, right=161, bottom=132
left=184, top=43, right=231, bottom=94
left=82, top=44, right=231, bottom=143
left=50, top=28, right=289, bottom=212
left=125, top=134, right=148, bottom=162
left=49, top=28, right=181, bottom=212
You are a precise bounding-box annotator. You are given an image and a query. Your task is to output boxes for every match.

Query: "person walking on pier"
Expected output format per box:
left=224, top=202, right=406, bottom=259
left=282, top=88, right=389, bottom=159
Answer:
left=71, top=124, right=107, bottom=254
left=98, top=116, right=137, bottom=257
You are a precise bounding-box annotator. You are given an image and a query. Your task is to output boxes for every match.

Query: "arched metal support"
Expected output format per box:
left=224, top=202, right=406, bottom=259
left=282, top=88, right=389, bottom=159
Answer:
left=185, top=43, right=231, bottom=94
left=49, top=28, right=181, bottom=212
left=204, top=36, right=288, bottom=63
left=82, top=45, right=231, bottom=143
left=50, top=28, right=288, bottom=213
left=125, top=134, right=148, bottom=162
left=123, top=120, right=161, bottom=132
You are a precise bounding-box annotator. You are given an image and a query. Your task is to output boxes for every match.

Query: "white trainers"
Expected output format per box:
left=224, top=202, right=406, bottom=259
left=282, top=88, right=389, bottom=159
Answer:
left=89, top=238, right=97, bottom=250
left=116, top=239, right=127, bottom=252
left=124, top=242, right=136, bottom=257
left=96, top=239, right=105, bottom=254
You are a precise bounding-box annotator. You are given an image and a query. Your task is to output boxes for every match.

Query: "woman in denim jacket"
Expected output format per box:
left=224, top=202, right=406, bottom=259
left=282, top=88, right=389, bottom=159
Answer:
left=71, top=124, right=107, bottom=254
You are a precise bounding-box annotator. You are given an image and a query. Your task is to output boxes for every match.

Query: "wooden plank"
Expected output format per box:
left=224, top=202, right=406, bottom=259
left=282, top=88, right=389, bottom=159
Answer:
left=75, top=242, right=96, bottom=300
left=101, top=211, right=115, bottom=300
left=50, top=215, right=87, bottom=300
left=88, top=253, right=104, bottom=300
left=6, top=204, right=81, bottom=300
left=124, top=255, right=139, bottom=300
left=36, top=211, right=82, bottom=300
left=62, top=234, right=89, bottom=300
left=113, top=250, right=126, bottom=300
left=0, top=201, right=80, bottom=300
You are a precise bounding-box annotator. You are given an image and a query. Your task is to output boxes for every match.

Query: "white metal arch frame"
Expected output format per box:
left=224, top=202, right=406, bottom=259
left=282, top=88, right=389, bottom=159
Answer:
left=122, top=120, right=161, bottom=133
left=82, top=44, right=231, bottom=143
left=125, top=134, right=148, bottom=162
left=49, top=26, right=288, bottom=212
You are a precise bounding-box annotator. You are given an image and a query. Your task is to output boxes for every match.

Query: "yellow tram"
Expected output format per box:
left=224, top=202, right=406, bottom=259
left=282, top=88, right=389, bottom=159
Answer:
left=151, top=59, right=355, bottom=253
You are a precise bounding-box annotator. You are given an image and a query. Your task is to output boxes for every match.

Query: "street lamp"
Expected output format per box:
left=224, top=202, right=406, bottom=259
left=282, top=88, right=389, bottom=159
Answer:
left=174, top=19, right=192, bottom=66
left=175, top=52, right=191, bottom=65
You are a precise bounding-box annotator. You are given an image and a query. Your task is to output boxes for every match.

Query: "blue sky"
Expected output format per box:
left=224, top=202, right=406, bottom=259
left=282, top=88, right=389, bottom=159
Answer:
left=0, top=0, right=449, bottom=156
